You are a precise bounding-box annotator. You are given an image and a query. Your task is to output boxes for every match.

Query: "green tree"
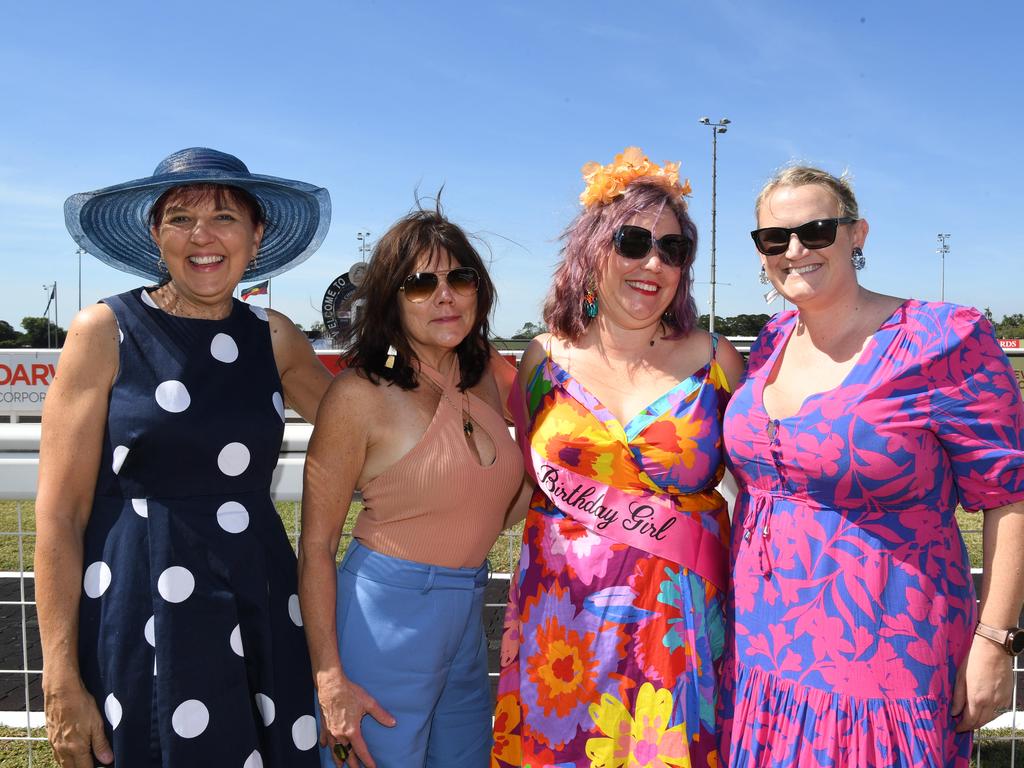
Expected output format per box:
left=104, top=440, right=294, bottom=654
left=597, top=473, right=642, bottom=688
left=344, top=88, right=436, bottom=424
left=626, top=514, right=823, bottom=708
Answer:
left=0, top=320, right=18, bottom=346
left=996, top=313, right=1024, bottom=339
left=18, top=317, right=67, bottom=348
left=512, top=321, right=548, bottom=339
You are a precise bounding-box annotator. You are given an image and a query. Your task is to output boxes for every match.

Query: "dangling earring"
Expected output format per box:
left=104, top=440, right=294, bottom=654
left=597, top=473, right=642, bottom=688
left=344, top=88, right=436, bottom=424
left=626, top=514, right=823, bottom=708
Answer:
left=583, top=279, right=598, bottom=318
left=384, top=344, right=397, bottom=369
left=759, top=266, right=769, bottom=284
left=851, top=247, right=866, bottom=271
left=157, top=256, right=168, bottom=273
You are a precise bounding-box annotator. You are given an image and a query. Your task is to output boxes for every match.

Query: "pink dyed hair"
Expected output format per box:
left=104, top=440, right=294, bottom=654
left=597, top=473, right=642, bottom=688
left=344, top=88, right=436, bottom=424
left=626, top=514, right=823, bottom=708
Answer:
left=543, top=179, right=699, bottom=342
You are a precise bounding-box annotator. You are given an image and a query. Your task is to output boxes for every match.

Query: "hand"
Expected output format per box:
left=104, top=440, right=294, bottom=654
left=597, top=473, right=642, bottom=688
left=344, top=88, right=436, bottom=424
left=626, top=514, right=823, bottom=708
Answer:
left=317, top=671, right=396, bottom=768
left=952, top=634, right=1014, bottom=732
left=43, top=679, right=113, bottom=767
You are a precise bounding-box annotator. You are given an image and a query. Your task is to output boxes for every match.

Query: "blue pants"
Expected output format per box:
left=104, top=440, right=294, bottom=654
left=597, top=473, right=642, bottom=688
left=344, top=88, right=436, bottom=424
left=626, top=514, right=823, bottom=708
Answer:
left=319, top=540, right=492, bottom=768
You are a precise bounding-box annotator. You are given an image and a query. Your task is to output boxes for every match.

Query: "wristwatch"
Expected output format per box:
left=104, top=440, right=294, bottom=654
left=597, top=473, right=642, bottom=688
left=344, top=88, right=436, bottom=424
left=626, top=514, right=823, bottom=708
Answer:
left=975, top=621, right=1024, bottom=656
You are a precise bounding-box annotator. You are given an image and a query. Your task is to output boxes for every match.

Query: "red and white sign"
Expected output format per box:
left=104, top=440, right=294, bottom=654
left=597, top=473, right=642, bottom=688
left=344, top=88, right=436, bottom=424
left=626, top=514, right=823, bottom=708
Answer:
left=0, top=350, right=60, bottom=413
left=999, top=339, right=1021, bottom=350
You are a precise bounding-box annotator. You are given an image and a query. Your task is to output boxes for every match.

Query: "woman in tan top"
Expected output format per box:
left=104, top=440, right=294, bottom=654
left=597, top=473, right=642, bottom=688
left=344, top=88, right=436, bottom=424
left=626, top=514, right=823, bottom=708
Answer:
left=298, top=205, right=529, bottom=768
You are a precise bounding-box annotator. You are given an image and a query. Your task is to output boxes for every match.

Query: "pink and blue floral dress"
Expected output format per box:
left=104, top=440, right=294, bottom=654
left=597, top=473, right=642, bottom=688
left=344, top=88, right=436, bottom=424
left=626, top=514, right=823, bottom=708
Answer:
left=720, top=300, right=1024, bottom=767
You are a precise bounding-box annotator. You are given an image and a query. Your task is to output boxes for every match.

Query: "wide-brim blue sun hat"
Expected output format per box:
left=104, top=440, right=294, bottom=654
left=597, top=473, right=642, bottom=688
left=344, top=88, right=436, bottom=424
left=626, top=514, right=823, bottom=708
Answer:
left=64, top=147, right=332, bottom=282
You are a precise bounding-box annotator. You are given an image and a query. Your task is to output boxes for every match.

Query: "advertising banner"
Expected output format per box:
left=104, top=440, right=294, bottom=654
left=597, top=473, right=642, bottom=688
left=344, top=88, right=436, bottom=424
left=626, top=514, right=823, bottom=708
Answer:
left=0, top=350, right=59, bottom=415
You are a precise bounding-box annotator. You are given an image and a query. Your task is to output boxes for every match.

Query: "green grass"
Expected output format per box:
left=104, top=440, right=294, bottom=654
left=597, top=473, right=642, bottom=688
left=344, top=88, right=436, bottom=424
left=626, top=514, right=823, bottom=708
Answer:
left=0, top=727, right=54, bottom=768
left=955, top=506, right=984, bottom=570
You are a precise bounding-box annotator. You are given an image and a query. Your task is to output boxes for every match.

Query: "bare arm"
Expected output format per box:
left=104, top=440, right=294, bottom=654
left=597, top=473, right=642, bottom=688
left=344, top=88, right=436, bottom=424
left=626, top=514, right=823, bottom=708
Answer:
left=501, top=339, right=547, bottom=529
left=268, top=309, right=332, bottom=423
left=298, top=374, right=394, bottom=767
left=715, top=336, right=746, bottom=393
left=954, top=499, right=1024, bottom=731
left=36, top=305, right=118, bottom=767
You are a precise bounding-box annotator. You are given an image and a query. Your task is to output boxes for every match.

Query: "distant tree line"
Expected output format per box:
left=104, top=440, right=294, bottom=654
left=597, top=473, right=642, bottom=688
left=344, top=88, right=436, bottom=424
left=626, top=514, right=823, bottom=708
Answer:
left=987, top=310, right=1024, bottom=339
left=0, top=317, right=67, bottom=348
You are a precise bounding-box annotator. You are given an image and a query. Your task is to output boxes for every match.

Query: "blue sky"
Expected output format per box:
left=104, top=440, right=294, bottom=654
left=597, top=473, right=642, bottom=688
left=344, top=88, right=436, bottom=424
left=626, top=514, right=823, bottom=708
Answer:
left=2, top=1, right=1022, bottom=337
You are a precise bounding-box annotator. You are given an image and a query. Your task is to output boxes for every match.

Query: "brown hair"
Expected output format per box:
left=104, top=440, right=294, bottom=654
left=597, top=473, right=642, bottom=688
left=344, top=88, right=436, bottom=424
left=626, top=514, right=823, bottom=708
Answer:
left=148, top=183, right=265, bottom=228
left=345, top=202, right=495, bottom=391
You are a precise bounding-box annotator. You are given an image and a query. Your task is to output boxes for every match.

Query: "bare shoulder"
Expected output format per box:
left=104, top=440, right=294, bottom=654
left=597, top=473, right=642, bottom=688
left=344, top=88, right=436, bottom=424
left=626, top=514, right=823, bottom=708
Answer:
left=57, top=304, right=120, bottom=379
left=264, top=308, right=306, bottom=341
left=520, top=334, right=551, bottom=379
left=319, top=368, right=382, bottom=413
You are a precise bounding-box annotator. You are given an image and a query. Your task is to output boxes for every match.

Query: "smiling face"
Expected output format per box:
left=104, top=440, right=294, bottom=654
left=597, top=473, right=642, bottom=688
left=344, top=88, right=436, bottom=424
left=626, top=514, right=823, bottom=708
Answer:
left=150, top=187, right=264, bottom=309
left=595, top=209, right=682, bottom=330
left=398, top=248, right=478, bottom=368
left=757, top=183, right=868, bottom=311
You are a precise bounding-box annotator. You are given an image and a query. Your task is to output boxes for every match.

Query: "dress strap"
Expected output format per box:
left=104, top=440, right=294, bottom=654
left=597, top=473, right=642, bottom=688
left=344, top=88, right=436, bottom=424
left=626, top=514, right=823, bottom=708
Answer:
left=710, top=332, right=720, bottom=361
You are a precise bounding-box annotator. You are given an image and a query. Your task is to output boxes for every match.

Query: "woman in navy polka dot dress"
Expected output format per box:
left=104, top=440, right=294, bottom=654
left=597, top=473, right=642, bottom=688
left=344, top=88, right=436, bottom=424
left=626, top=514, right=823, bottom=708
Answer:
left=36, top=148, right=333, bottom=767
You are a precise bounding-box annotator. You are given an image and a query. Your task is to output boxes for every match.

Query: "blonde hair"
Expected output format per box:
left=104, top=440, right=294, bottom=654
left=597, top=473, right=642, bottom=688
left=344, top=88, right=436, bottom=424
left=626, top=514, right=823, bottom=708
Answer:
left=755, top=165, right=860, bottom=221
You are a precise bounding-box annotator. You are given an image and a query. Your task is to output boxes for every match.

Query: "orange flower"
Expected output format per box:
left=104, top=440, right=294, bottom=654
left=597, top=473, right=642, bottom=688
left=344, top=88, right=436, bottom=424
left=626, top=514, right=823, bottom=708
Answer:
left=579, top=147, right=691, bottom=208
left=491, top=694, right=523, bottom=768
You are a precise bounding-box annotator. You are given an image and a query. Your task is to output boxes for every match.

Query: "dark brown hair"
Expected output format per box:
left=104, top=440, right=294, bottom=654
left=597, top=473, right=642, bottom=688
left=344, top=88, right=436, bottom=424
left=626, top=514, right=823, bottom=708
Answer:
left=345, top=203, right=495, bottom=391
left=544, top=179, right=698, bottom=342
left=148, top=183, right=265, bottom=228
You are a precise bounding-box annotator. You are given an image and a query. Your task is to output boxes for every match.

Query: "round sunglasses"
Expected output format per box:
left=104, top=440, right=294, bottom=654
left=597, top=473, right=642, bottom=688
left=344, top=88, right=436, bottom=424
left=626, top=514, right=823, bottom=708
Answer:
left=613, top=225, right=692, bottom=268
left=750, top=217, right=857, bottom=256
left=399, top=266, right=480, bottom=303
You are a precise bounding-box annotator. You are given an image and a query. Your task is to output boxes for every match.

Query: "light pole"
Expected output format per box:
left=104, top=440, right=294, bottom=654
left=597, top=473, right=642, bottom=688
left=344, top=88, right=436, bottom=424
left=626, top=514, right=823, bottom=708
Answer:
left=699, top=117, right=730, bottom=333
left=356, top=231, right=372, bottom=261
left=936, top=233, right=950, bottom=301
left=76, top=246, right=85, bottom=310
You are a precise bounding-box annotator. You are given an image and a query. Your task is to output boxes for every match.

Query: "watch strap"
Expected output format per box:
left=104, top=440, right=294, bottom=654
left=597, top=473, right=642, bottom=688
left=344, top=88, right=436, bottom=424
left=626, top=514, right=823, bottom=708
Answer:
left=975, top=621, right=1023, bottom=655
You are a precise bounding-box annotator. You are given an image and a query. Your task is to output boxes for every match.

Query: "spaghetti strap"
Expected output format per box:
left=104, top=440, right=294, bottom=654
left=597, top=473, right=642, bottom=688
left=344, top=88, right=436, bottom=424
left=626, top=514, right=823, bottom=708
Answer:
left=710, top=332, right=720, bottom=361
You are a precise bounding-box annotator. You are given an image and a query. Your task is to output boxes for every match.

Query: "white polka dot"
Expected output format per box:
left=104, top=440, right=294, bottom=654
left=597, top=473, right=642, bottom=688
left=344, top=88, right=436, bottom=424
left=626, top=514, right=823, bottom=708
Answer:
left=112, top=445, right=129, bottom=474
left=171, top=699, right=209, bottom=739
left=157, top=566, right=195, bottom=603
left=229, top=624, right=244, bottom=657
left=153, top=656, right=158, bottom=676
left=83, top=562, right=111, bottom=598
left=140, top=289, right=158, bottom=308
left=218, top=443, right=250, bottom=476
left=243, top=751, right=264, bottom=768
left=255, top=693, right=275, bottom=726
left=155, top=380, right=190, bottom=413
left=210, top=333, right=239, bottom=363
left=272, top=392, right=285, bottom=422
left=287, top=594, right=302, bottom=627
left=118, top=327, right=124, bottom=343
left=144, top=615, right=156, bottom=647
left=291, top=715, right=317, bottom=751
left=132, top=498, right=148, bottom=518
left=249, top=305, right=268, bottom=321
left=104, top=693, right=122, bottom=730
left=216, top=501, right=249, bottom=534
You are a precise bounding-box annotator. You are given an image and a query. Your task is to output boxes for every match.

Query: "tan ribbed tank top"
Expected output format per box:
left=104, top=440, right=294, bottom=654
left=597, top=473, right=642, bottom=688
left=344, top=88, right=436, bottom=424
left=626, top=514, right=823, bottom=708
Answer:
left=352, top=360, right=524, bottom=568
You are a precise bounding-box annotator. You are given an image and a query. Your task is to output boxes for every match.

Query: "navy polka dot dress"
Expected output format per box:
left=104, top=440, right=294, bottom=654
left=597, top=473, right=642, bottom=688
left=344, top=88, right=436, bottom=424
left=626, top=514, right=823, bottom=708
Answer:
left=77, top=288, right=319, bottom=767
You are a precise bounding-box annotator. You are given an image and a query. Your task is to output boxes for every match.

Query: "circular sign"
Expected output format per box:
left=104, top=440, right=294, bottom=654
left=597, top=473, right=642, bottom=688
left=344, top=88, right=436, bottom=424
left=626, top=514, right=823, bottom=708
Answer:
left=321, top=273, right=358, bottom=340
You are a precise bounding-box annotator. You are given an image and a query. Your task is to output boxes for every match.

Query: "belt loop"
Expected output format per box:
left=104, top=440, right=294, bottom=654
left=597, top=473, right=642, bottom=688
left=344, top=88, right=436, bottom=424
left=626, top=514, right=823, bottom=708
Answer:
left=422, top=566, right=437, bottom=594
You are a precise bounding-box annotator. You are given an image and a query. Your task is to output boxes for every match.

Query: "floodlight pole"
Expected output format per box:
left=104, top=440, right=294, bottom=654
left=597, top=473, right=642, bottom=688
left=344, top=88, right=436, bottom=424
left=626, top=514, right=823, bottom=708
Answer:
left=699, top=117, right=730, bottom=333
left=357, top=231, right=372, bottom=261
left=936, top=233, right=950, bottom=302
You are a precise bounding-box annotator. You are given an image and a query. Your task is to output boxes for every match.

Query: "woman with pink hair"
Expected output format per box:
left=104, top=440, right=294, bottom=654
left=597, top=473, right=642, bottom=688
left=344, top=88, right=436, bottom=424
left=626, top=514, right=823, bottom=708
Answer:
left=492, top=148, right=744, bottom=767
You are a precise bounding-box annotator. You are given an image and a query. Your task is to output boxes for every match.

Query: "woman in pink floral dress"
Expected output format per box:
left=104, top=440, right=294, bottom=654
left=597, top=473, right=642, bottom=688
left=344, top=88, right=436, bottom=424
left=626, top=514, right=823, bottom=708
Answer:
left=719, top=165, right=1024, bottom=767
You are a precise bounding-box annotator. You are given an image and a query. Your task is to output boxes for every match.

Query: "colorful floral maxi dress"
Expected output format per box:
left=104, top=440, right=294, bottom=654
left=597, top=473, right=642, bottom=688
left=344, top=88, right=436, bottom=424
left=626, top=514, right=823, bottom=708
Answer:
left=493, top=340, right=732, bottom=768
left=720, top=301, right=1024, bottom=767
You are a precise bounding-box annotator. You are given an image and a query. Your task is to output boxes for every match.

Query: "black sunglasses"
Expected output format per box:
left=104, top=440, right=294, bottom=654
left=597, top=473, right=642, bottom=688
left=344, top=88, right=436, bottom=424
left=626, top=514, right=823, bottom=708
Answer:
left=613, top=225, right=692, bottom=268
left=750, top=217, right=857, bottom=256
left=399, top=267, right=480, bottom=303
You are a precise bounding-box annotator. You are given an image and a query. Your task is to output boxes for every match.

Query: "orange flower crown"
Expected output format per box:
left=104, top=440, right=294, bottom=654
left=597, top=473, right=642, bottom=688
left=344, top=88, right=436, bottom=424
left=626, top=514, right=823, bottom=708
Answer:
left=579, top=146, right=692, bottom=208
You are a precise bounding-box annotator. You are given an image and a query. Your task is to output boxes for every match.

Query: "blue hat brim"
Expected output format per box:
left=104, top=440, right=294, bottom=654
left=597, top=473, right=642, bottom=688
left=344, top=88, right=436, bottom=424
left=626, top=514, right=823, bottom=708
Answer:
left=65, top=168, right=331, bottom=282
